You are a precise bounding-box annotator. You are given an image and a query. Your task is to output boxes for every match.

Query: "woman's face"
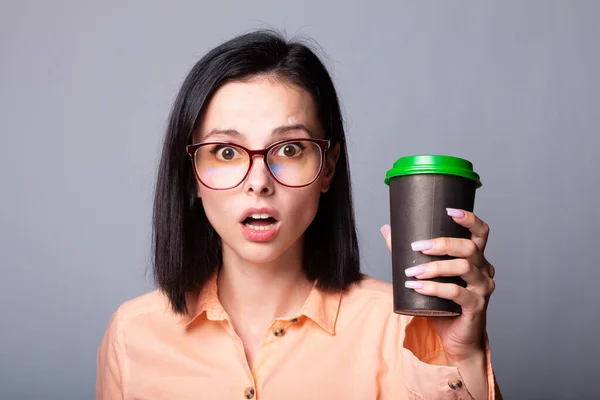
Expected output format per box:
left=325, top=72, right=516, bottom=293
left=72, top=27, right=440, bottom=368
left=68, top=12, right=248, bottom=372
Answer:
left=193, top=77, right=339, bottom=264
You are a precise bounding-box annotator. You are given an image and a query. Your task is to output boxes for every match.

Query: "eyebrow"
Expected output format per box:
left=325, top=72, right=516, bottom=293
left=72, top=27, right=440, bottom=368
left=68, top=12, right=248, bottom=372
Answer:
left=203, top=124, right=314, bottom=140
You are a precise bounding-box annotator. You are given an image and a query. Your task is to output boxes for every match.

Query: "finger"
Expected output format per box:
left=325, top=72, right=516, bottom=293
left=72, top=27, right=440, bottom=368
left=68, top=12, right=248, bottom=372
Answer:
left=405, top=258, right=484, bottom=285
left=487, top=264, right=496, bottom=279
left=446, top=208, right=490, bottom=252
left=405, top=259, right=496, bottom=297
left=412, top=237, right=479, bottom=259
left=380, top=224, right=392, bottom=251
left=476, top=259, right=496, bottom=279
left=404, top=280, right=487, bottom=312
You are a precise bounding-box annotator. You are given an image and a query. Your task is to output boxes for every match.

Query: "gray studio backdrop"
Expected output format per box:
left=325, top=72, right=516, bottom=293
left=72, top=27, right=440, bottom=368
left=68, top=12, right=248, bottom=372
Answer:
left=1, top=1, right=598, bottom=399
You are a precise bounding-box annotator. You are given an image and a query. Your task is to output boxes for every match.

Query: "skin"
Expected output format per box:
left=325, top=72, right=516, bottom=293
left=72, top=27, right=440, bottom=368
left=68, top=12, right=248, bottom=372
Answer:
left=194, top=76, right=495, bottom=398
left=381, top=212, right=496, bottom=398
left=193, top=76, right=339, bottom=368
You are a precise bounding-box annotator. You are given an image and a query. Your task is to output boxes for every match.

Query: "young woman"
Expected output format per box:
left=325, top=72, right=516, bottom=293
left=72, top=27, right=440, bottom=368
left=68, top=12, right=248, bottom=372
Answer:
left=97, top=30, right=500, bottom=399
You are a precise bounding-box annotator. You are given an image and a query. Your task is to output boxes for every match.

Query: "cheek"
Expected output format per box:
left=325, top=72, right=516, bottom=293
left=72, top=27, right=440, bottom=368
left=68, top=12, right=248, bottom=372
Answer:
left=198, top=190, right=234, bottom=230
left=287, top=186, right=322, bottom=227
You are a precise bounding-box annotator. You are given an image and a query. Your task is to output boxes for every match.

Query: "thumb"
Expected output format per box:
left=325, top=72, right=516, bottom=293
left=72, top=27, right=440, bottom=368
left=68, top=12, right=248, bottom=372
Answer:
left=380, top=224, right=392, bottom=251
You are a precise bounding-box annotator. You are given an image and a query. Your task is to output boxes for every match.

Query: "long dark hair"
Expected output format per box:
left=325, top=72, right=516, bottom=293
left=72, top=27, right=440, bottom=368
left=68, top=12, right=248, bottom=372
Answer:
left=153, top=30, right=362, bottom=315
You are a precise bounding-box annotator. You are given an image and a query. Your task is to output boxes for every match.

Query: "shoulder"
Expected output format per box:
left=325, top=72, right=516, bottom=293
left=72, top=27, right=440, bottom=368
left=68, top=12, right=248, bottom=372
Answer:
left=109, top=289, right=176, bottom=327
left=334, top=274, right=416, bottom=336
left=338, top=274, right=399, bottom=322
left=344, top=273, right=394, bottom=305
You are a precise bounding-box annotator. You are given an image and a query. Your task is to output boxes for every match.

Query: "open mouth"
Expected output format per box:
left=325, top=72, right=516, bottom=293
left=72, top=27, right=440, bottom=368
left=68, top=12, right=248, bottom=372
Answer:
left=242, top=213, right=279, bottom=231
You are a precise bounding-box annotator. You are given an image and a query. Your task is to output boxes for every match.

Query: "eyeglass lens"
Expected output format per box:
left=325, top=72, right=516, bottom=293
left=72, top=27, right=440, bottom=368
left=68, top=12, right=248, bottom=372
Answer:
left=194, top=140, right=323, bottom=189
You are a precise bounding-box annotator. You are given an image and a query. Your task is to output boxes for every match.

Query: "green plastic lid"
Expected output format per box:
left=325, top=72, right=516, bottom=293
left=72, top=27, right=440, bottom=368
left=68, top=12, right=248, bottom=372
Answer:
left=384, top=154, right=482, bottom=188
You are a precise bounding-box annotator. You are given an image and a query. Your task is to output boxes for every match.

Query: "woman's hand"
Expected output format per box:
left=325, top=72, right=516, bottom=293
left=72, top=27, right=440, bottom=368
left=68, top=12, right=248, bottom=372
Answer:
left=381, top=208, right=496, bottom=363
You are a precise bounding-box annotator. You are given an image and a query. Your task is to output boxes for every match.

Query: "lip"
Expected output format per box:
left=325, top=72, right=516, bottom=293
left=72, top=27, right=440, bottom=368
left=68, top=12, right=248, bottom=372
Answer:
left=239, top=207, right=281, bottom=243
left=239, top=207, right=281, bottom=223
left=240, top=221, right=280, bottom=242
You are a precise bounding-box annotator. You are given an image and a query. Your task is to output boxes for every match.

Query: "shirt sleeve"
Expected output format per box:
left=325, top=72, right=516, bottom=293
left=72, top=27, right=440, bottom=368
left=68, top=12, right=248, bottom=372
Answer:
left=96, top=307, right=127, bottom=400
left=399, top=316, right=501, bottom=399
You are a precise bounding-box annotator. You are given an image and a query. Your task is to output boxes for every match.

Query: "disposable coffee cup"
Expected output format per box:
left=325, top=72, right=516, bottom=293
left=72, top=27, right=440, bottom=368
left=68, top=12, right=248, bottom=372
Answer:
left=384, top=155, right=482, bottom=317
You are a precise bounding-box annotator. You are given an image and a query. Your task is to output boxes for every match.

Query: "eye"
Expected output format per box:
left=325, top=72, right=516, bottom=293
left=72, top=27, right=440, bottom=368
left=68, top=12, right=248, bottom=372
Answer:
left=211, top=145, right=241, bottom=161
left=275, top=143, right=304, bottom=158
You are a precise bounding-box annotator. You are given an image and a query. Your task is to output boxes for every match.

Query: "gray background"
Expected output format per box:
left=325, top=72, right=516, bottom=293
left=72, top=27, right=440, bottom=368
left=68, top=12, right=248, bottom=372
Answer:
left=1, top=1, right=598, bottom=399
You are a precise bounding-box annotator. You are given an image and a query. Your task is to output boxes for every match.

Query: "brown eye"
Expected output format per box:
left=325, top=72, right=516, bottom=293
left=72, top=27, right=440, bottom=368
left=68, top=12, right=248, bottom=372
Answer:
left=284, top=145, right=297, bottom=157
left=221, top=148, right=235, bottom=160
left=275, top=143, right=303, bottom=158
left=211, top=145, right=241, bottom=161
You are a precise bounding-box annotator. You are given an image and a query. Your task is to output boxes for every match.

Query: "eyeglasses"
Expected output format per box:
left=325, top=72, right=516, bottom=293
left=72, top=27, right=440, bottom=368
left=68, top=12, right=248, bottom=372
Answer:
left=186, top=138, right=331, bottom=190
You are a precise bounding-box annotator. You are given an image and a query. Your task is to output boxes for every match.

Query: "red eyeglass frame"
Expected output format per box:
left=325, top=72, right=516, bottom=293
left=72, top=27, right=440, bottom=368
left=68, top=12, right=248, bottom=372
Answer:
left=185, top=138, right=332, bottom=190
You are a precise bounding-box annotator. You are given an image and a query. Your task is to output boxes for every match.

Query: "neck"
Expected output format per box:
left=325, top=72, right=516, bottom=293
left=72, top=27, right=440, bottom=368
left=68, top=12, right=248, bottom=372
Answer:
left=217, top=239, right=314, bottom=327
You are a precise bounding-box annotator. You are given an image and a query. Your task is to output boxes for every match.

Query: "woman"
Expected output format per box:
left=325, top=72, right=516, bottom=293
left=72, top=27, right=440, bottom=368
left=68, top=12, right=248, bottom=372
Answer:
left=97, top=30, right=500, bottom=399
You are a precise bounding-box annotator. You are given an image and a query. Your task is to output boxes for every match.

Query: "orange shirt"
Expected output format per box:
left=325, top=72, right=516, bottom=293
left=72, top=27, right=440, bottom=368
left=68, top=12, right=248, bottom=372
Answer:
left=97, top=273, right=500, bottom=399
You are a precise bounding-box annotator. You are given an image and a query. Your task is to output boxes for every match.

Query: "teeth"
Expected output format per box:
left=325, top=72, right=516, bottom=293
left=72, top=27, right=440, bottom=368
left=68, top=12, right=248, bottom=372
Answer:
left=244, top=223, right=275, bottom=231
left=250, top=213, right=272, bottom=219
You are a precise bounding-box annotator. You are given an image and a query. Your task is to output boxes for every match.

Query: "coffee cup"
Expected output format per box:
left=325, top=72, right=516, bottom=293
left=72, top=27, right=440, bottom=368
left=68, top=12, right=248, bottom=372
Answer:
left=385, top=155, right=482, bottom=316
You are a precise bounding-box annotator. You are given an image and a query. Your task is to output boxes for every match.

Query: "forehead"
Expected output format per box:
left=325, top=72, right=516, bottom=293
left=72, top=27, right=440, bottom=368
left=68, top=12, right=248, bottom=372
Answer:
left=197, top=77, right=320, bottom=141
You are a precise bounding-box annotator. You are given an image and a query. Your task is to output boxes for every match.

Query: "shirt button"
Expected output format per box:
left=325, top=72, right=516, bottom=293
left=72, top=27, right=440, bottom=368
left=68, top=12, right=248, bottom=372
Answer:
left=244, top=386, right=255, bottom=399
left=448, top=377, right=463, bottom=390
left=273, top=327, right=285, bottom=337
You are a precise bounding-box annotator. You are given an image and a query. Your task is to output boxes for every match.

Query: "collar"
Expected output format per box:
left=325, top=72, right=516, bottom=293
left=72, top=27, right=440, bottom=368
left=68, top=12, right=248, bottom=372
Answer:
left=178, top=271, right=343, bottom=335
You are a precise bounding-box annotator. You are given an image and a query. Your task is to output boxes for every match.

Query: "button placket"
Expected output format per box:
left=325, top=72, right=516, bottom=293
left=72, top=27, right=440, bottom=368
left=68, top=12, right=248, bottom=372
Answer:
left=447, top=376, right=473, bottom=399
left=273, top=327, right=285, bottom=337
left=272, top=316, right=300, bottom=338
left=448, top=377, right=463, bottom=390
left=243, top=386, right=255, bottom=399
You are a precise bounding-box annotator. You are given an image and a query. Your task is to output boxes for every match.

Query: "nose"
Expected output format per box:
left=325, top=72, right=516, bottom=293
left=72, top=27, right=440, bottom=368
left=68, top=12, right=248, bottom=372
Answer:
left=243, top=155, right=274, bottom=196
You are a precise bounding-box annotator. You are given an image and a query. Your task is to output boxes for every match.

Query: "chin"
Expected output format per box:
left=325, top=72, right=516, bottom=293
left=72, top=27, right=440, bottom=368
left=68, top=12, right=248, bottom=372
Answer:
left=218, top=222, right=306, bottom=265
left=233, top=242, right=288, bottom=264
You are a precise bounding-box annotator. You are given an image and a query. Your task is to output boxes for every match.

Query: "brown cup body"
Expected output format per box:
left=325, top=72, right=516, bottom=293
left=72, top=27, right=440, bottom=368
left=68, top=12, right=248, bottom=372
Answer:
left=389, top=173, right=476, bottom=316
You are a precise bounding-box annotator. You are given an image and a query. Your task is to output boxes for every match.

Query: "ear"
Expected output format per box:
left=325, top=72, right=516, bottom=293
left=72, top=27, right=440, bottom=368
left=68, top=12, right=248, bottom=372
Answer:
left=321, top=142, right=340, bottom=193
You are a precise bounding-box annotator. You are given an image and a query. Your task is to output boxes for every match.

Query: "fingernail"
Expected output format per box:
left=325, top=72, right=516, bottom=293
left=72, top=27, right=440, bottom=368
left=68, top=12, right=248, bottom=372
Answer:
left=405, top=281, right=425, bottom=289
left=446, top=208, right=465, bottom=218
left=405, top=265, right=426, bottom=277
left=411, top=240, right=433, bottom=251
left=380, top=224, right=391, bottom=238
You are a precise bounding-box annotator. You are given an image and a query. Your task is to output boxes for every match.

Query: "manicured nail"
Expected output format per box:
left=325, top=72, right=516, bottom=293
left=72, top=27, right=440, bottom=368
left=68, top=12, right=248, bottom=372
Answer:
left=405, top=265, right=426, bottom=277
left=446, top=208, right=465, bottom=218
left=405, top=281, right=425, bottom=289
left=380, top=224, right=391, bottom=238
left=411, top=240, right=433, bottom=251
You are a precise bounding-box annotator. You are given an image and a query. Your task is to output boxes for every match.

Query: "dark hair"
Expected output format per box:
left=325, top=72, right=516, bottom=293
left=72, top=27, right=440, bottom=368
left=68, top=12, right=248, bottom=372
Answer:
left=153, top=30, right=362, bottom=315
